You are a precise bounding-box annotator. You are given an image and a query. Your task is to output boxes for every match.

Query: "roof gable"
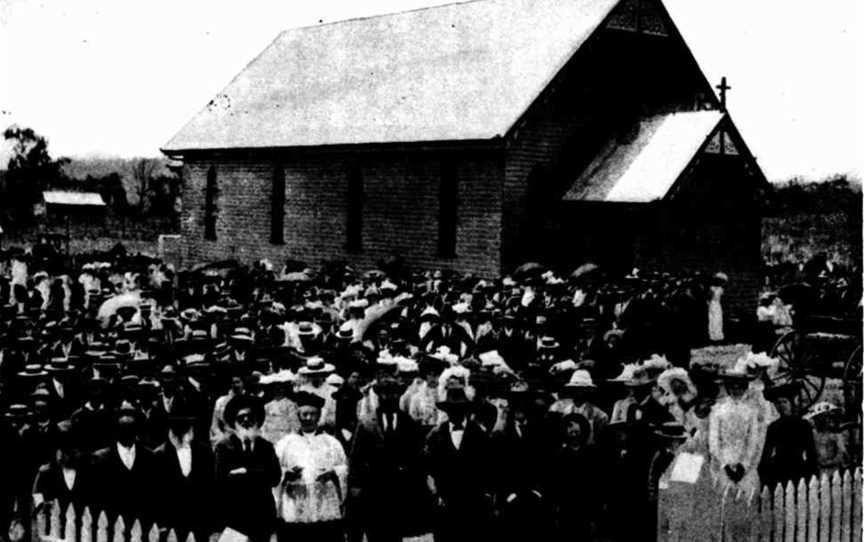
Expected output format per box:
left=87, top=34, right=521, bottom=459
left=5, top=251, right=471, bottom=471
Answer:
left=163, top=0, right=621, bottom=153
left=563, top=111, right=724, bottom=203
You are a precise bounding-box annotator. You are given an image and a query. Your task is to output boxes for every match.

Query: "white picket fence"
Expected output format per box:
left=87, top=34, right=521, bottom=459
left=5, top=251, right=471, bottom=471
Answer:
left=32, top=504, right=196, bottom=542
left=662, top=467, right=863, bottom=542
left=748, top=468, right=863, bottom=542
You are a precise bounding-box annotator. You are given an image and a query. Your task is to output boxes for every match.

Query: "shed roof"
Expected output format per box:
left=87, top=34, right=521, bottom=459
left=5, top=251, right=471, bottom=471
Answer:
left=563, top=110, right=724, bottom=203
left=43, top=190, right=106, bottom=207
left=163, top=0, right=620, bottom=152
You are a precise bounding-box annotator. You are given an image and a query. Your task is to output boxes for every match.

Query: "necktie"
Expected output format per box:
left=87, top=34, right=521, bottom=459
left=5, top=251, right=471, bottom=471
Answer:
left=243, top=439, right=251, bottom=455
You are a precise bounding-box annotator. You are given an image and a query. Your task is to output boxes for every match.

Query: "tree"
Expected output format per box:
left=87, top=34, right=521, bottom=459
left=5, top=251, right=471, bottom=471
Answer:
left=2, top=126, right=69, bottom=220
left=128, top=158, right=158, bottom=214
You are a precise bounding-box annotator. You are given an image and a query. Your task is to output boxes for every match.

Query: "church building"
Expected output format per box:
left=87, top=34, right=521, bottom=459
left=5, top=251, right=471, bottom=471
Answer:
left=162, top=0, right=767, bottom=314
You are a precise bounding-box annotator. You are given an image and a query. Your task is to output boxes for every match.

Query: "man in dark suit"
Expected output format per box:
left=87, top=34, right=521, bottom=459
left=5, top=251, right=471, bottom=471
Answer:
left=153, top=410, right=215, bottom=542
left=213, top=395, right=280, bottom=542
left=421, top=307, right=473, bottom=358
left=424, top=387, right=493, bottom=542
left=32, top=420, right=93, bottom=515
left=349, top=374, right=433, bottom=542
left=90, top=403, right=159, bottom=528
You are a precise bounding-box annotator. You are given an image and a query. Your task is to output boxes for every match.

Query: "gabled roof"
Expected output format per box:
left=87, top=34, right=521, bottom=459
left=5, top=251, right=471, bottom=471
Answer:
left=43, top=190, right=106, bottom=206
left=563, top=110, right=724, bottom=203
left=163, top=0, right=621, bottom=153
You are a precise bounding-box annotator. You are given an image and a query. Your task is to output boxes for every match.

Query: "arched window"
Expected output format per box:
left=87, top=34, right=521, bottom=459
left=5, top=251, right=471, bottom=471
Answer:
left=204, top=166, right=218, bottom=240
left=271, top=164, right=285, bottom=244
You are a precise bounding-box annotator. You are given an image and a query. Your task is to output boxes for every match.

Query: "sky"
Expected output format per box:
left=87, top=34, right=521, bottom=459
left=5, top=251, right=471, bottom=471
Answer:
left=0, top=0, right=861, bottom=182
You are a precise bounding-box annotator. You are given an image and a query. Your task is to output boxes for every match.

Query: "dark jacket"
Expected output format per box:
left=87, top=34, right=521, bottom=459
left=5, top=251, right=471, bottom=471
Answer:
left=213, top=434, right=280, bottom=538
left=153, top=440, right=215, bottom=535
left=759, top=416, right=818, bottom=487
left=32, top=459, right=94, bottom=514
left=349, top=411, right=432, bottom=536
left=90, top=442, right=159, bottom=524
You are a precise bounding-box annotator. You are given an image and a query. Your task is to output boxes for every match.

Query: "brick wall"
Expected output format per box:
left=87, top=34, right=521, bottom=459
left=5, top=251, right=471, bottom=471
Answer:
left=179, top=148, right=503, bottom=276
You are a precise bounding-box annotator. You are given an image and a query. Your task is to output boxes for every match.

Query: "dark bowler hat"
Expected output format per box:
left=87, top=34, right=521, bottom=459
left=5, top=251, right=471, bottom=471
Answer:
left=436, top=387, right=474, bottom=413
left=765, top=382, right=801, bottom=402
left=293, top=390, right=326, bottom=410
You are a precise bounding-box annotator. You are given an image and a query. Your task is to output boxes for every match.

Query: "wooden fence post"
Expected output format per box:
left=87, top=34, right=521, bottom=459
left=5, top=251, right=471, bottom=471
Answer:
left=760, top=486, right=772, bottom=542
left=146, top=523, right=159, bottom=542
left=96, top=512, right=108, bottom=542
left=797, top=478, right=807, bottom=542
left=49, top=501, right=61, bottom=540
left=775, top=483, right=786, bottom=542
left=129, top=520, right=142, bottom=542
left=64, top=504, right=77, bottom=542
left=830, top=471, right=842, bottom=542
left=853, top=469, right=862, bottom=542
left=35, top=505, right=47, bottom=540
left=80, top=508, right=93, bottom=542
left=786, top=481, right=796, bottom=542
left=112, top=516, right=126, bottom=542
left=841, top=471, right=852, bottom=542
left=807, top=476, right=819, bottom=542
left=820, top=473, right=831, bottom=542
left=166, top=529, right=178, bottom=542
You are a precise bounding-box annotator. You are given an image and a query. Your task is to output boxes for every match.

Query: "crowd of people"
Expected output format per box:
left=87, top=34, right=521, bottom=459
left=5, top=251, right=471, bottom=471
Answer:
left=0, top=241, right=858, bottom=542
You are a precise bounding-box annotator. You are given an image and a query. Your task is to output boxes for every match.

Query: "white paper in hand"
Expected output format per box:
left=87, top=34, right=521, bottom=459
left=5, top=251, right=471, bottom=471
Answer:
left=668, top=452, right=704, bottom=484
left=217, top=527, right=248, bottom=542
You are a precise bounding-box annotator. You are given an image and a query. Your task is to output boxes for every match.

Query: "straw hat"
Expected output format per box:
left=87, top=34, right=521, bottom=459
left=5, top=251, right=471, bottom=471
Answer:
left=298, top=356, right=335, bottom=377
left=563, top=369, right=596, bottom=389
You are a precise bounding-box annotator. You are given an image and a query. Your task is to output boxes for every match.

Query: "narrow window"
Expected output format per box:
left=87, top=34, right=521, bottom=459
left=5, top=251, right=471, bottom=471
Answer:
left=271, top=164, right=285, bottom=244
left=204, top=166, right=218, bottom=240
left=346, top=165, right=364, bottom=251
left=438, top=160, right=458, bottom=258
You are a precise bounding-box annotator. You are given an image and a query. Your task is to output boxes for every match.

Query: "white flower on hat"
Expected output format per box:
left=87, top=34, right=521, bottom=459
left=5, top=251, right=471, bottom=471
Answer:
left=657, top=367, right=697, bottom=399
left=803, top=401, right=841, bottom=420
left=452, top=302, right=470, bottom=315
left=396, top=357, right=419, bottom=374
left=643, top=354, right=672, bottom=371
left=326, top=373, right=344, bottom=387
left=259, top=370, right=296, bottom=384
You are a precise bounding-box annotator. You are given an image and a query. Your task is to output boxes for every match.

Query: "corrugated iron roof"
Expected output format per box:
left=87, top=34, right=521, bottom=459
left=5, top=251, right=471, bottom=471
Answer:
left=563, top=110, right=724, bottom=203
left=163, top=0, right=620, bottom=152
left=43, top=190, right=106, bottom=206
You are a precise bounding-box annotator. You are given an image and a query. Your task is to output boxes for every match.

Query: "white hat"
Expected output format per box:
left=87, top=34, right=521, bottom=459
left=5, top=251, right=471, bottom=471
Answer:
left=298, top=356, right=335, bottom=376
left=564, top=369, right=596, bottom=388
left=452, top=302, right=470, bottom=315
left=657, top=367, right=697, bottom=397
left=326, top=373, right=345, bottom=387
left=259, top=370, right=296, bottom=384
left=396, top=357, right=419, bottom=374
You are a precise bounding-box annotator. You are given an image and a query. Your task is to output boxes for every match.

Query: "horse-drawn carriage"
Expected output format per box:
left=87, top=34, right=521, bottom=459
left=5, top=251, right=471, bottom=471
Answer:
left=767, top=281, right=862, bottom=421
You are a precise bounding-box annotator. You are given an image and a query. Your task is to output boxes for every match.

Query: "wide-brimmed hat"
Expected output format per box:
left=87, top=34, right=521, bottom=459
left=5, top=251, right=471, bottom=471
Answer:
left=46, top=358, right=75, bottom=374
left=224, top=395, right=265, bottom=427
left=373, top=373, right=405, bottom=394
left=653, top=421, right=689, bottom=440
left=18, top=364, right=48, bottom=379
left=436, top=387, right=474, bottom=412
left=4, top=404, right=33, bottom=420
left=298, top=356, right=335, bottom=377
left=335, top=326, right=354, bottom=341
left=719, top=365, right=755, bottom=381
left=562, top=369, right=596, bottom=389
left=803, top=401, right=841, bottom=421
left=538, top=336, right=560, bottom=350
left=297, top=322, right=322, bottom=338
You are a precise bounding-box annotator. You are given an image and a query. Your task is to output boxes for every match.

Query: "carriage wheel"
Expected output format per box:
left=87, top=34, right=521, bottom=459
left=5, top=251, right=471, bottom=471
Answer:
left=770, top=330, right=824, bottom=410
left=843, top=345, right=862, bottom=422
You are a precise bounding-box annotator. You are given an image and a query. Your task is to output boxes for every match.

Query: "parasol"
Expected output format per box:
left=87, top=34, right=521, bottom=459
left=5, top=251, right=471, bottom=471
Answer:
left=570, top=262, right=599, bottom=281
